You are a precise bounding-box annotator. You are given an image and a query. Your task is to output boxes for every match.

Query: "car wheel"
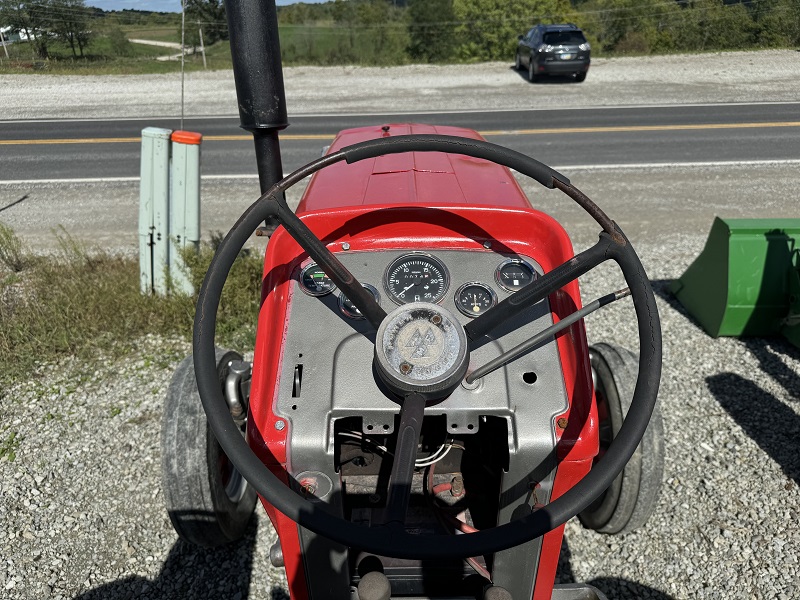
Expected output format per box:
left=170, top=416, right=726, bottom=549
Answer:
left=575, top=72, right=587, bottom=83
left=514, top=52, right=521, bottom=71
left=161, top=350, right=257, bottom=547
left=578, top=343, right=664, bottom=535
left=528, top=59, right=539, bottom=83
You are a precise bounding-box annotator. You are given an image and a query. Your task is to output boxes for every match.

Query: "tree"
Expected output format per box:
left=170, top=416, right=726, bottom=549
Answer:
left=453, top=0, right=577, bottom=61
left=49, top=0, right=92, bottom=58
left=184, top=0, right=227, bottom=46
left=407, top=0, right=456, bottom=62
left=0, top=0, right=52, bottom=58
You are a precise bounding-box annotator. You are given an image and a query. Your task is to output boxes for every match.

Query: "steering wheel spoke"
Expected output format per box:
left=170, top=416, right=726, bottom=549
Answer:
left=377, top=392, right=426, bottom=528
left=271, top=193, right=387, bottom=329
left=465, top=233, right=619, bottom=343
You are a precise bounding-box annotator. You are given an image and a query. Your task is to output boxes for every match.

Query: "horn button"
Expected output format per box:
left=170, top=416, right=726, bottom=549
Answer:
left=374, top=302, right=469, bottom=400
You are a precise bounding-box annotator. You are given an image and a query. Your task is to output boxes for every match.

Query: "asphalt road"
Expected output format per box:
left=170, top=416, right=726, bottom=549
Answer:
left=2, top=102, right=799, bottom=182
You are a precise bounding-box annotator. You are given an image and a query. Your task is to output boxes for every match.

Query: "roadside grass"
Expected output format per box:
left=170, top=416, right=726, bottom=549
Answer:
left=0, top=222, right=263, bottom=387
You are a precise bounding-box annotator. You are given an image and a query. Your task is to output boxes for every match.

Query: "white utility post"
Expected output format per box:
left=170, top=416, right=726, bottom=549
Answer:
left=139, top=128, right=202, bottom=296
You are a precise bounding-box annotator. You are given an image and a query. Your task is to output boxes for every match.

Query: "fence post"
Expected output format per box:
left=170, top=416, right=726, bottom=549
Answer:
left=169, top=130, right=202, bottom=295
left=139, top=127, right=172, bottom=295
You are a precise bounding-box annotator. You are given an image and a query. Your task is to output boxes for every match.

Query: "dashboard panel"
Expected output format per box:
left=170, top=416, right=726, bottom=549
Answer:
left=297, top=250, right=541, bottom=322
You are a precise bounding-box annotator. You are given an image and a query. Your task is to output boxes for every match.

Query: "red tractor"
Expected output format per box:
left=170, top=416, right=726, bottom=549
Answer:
left=161, top=2, right=664, bottom=599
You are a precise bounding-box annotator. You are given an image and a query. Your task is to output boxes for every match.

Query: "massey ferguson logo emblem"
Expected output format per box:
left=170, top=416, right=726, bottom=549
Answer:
left=406, top=327, right=437, bottom=358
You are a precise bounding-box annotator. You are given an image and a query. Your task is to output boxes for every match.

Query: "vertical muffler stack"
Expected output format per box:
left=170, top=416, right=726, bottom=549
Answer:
left=139, top=128, right=202, bottom=296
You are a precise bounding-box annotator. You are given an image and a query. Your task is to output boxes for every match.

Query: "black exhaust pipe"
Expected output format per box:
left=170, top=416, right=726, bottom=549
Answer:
left=224, top=0, right=288, bottom=196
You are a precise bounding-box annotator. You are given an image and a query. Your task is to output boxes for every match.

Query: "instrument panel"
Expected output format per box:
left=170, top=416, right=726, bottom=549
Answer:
left=298, top=251, right=541, bottom=321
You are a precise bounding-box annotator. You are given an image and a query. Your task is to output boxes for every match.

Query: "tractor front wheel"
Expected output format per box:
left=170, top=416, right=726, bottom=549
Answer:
left=578, top=343, right=664, bottom=534
left=161, top=350, right=257, bottom=547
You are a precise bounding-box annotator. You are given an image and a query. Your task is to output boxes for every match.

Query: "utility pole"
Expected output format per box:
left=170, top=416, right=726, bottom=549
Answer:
left=180, top=0, right=186, bottom=129
left=198, top=24, right=207, bottom=69
left=0, top=29, right=10, bottom=60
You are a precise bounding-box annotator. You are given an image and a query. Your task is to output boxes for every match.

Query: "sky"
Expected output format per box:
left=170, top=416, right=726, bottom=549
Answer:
left=90, top=0, right=326, bottom=12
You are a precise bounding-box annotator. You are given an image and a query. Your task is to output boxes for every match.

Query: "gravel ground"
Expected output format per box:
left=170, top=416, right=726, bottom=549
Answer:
left=2, top=51, right=800, bottom=599
left=2, top=49, right=800, bottom=119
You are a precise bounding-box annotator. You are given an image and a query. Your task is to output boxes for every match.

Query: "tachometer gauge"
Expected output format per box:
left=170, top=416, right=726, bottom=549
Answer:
left=299, top=263, right=336, bottom=296
left=339, top=284, right=380, bottom=319
left=384, top=253, right=449, bottom=305
left=455, top=282, right=497, bottom=318
left=495, top=258, right=538, bottom=292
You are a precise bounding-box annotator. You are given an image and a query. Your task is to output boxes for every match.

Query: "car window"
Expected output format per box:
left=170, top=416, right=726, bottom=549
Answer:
left=543, top=31, right=586, bottom=45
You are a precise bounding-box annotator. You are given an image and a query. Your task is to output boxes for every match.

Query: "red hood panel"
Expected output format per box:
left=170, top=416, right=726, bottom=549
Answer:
left=296, top=124, right=533, bottom=214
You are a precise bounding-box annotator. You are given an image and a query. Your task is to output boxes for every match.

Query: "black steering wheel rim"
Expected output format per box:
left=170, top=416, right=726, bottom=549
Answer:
left=193, top=134, right=662, bottom=559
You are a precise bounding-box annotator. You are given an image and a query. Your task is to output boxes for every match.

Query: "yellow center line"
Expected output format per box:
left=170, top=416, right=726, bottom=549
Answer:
left=2, top=121, right=799, bottom=146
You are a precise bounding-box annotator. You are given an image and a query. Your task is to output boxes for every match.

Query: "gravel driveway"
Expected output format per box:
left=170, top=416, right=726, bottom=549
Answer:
left=2, top=51, right=800, bottom=600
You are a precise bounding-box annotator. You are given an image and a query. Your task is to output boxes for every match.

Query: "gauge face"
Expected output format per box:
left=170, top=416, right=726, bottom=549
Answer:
left=339, top=284, right=380, bottom=319
left=495, top=259, right=538, bottom=292
left=385, top=253, right=449, bottom=305
left=299, top=263, right=336, bottom=296
left=455, top=282, right=497, bottom=318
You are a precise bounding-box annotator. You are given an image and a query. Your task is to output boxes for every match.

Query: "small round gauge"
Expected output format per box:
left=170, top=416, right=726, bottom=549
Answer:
left=299, top=263, right=336, bottom=296
left=495, top=258, right=538, bottom=292
left=455, top=282, right=497, bottom=318
left=384, top=253, right=449, bottom=305
left=339, top=284, right=380, bottom=319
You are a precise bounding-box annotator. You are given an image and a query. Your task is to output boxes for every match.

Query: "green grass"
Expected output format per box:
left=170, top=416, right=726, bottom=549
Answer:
left=0, top=223, right=264, bottom=387
left=122, top=27, right=181, bottom=44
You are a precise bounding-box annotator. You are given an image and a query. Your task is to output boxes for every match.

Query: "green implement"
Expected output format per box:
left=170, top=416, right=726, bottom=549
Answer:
left=670, top=218, right=800, bottom=345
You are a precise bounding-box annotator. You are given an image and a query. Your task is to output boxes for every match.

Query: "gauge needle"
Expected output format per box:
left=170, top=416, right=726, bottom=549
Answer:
left=402, top=284, right=415, bottom=293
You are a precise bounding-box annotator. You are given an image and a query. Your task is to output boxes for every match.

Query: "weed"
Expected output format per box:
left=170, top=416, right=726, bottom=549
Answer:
left=0, top=221, right=29, bottom=273
left=0, top=224, right=262, bottom=387
left=0, top=430, right=21, bottom=462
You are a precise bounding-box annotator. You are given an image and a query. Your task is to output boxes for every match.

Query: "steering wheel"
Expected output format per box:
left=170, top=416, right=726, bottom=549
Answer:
left=193, top=134, right=661, bottom=560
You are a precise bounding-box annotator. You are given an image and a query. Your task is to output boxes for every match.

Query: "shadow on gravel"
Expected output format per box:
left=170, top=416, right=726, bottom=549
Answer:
left=74, top=517, right=288, bottom=600
left=653, top=279, right=800, bottom=394
left=707, top=372, right=800, bottom=487
left=0, top=194, right=29, bottom=213
left=740, top=337, right=800, bottom=401
left=509, top=65, right=583, bottom=84
left=557, top=536, right=675, bottom=600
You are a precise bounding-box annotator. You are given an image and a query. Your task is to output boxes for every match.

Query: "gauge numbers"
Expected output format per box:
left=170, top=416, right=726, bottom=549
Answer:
left=455, top=282, right=497, bottom=318
left=339, top=284, right=380, bottom=319
left=385, top=253, right=449, bottom=305
left=495, top=258, right=538, bottom=292
left=299, top=263, right=336, bottom=296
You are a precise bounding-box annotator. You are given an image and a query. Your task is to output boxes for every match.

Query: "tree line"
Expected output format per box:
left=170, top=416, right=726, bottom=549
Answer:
left=278, top=0, right=800, bottom=64
left=1, top=0, right=798, bottom=65
left=0, top=0, right=220, bottom=60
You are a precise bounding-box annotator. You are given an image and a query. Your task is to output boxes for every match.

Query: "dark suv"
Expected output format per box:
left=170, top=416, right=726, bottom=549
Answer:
left=515, top=23, right=590, bottom=83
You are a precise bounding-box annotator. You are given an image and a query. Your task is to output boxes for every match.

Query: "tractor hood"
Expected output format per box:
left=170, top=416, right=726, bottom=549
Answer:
left=296, top=124, right=533, bottom=214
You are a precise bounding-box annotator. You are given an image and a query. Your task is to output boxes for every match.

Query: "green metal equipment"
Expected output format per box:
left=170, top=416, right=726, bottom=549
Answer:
left=670, top=218, right=800, bottom=346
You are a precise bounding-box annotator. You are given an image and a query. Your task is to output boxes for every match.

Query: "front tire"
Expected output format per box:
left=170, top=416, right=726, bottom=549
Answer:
left=514, top=52, right=521, bottom=71
left=578, top=343, right=664, bottom=534
left=161, top=350, right=257, bottom=547
left=575, top=72, right=587, bottom=83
